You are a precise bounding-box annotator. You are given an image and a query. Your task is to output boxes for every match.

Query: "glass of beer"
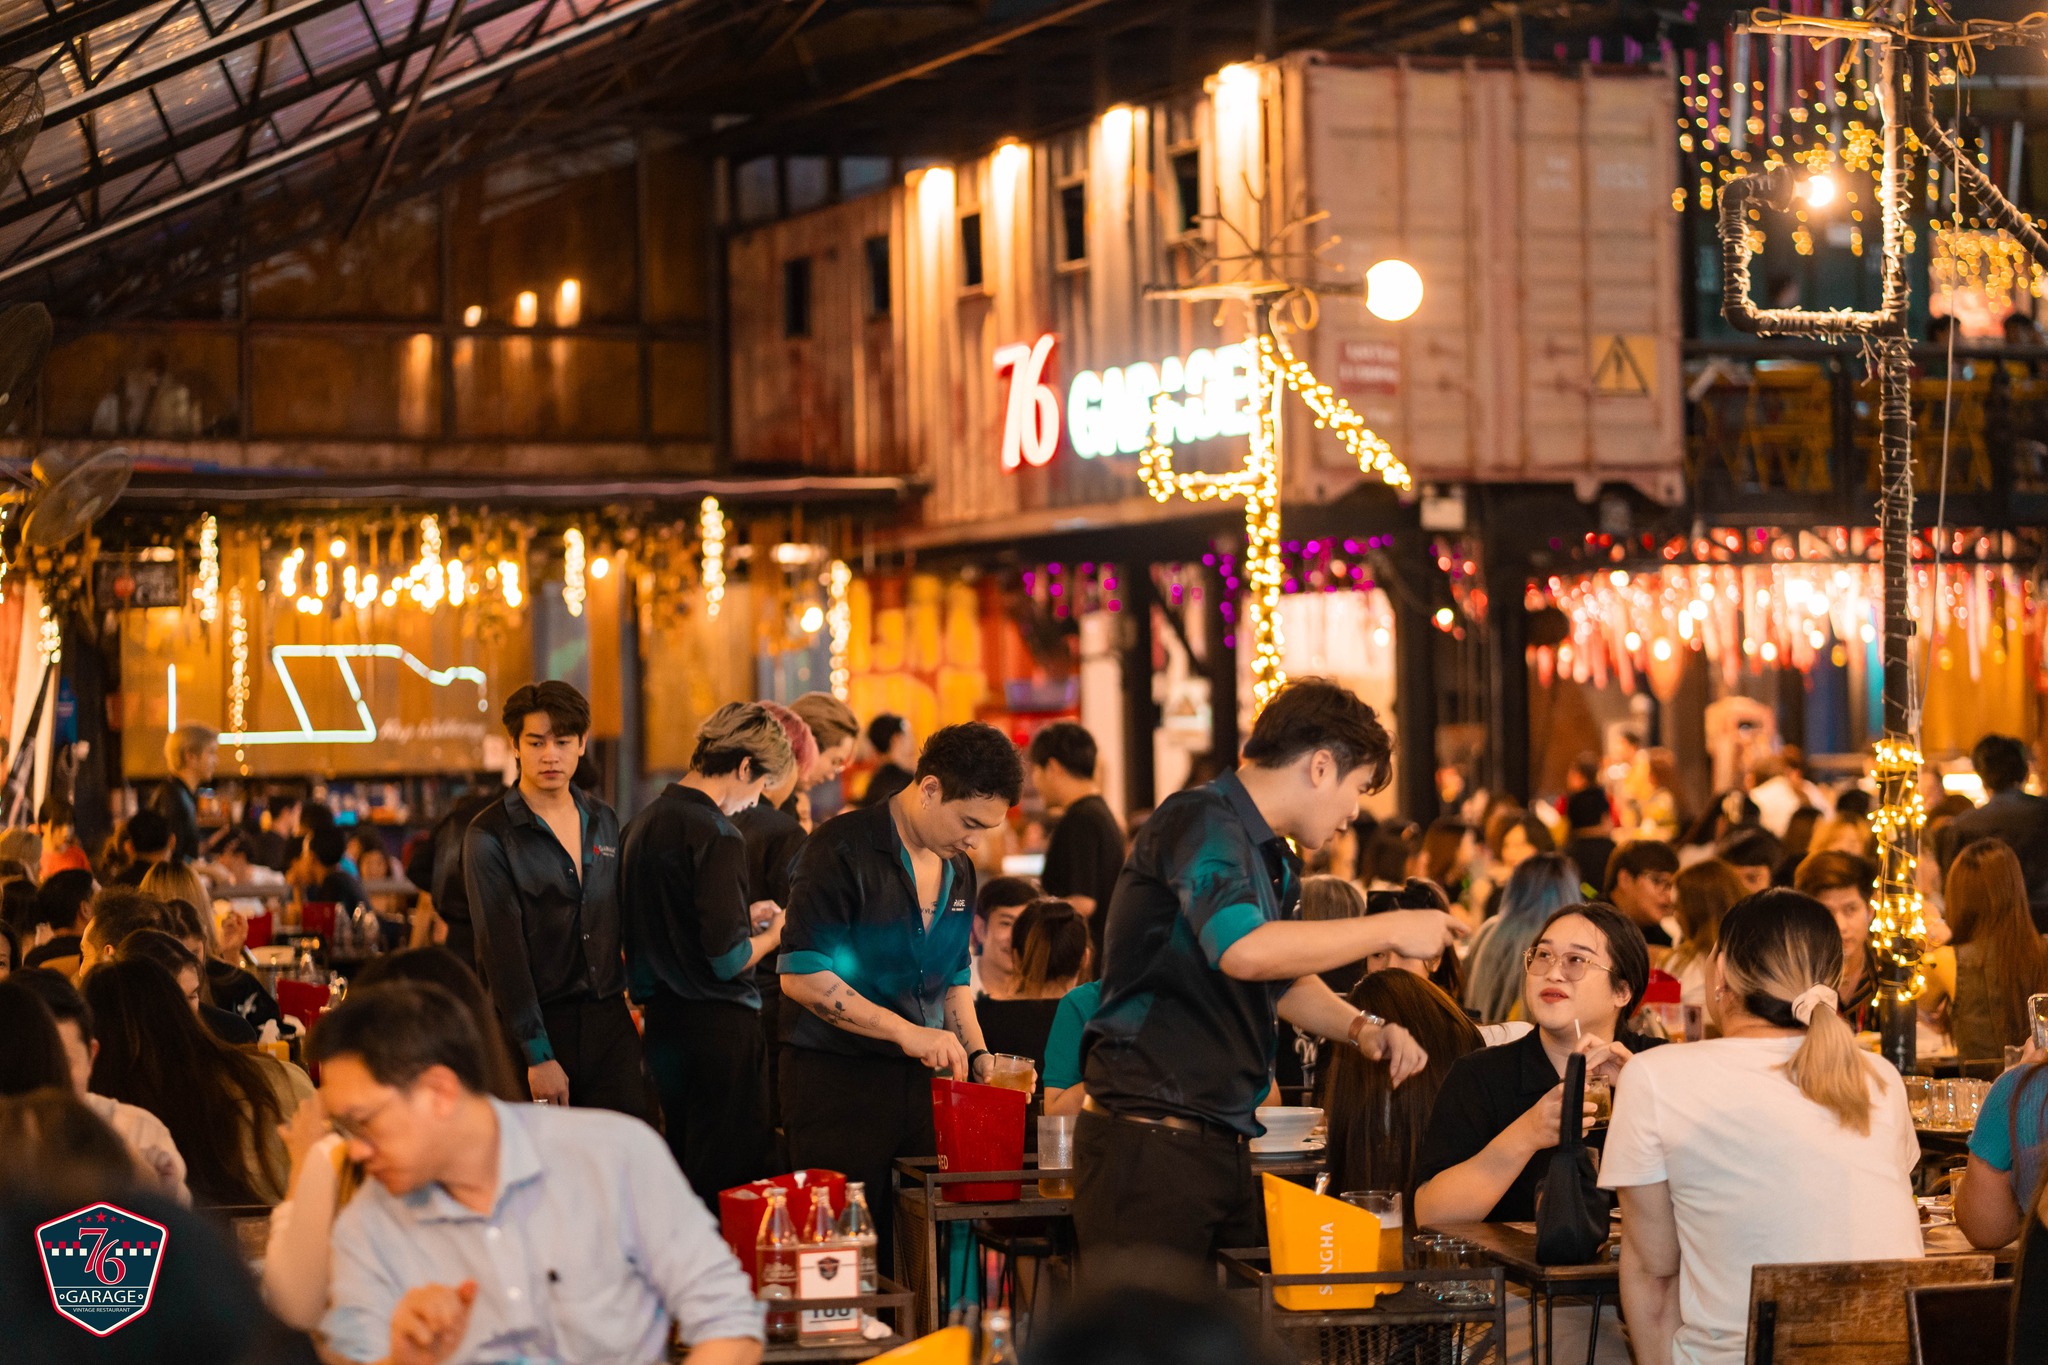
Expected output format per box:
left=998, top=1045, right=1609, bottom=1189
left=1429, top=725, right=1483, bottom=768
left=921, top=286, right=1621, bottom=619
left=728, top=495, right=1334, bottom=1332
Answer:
left=1037, top=1115, right=1075, bottom=1198
left=988, top=1054, right=1037, bottom=1096
left=1341, top=1190, right=1405, bottom=1279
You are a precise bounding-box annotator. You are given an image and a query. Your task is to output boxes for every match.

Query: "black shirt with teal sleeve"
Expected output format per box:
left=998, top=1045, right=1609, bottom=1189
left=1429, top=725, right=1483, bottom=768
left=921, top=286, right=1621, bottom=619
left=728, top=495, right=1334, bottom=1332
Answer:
left=620, top=784, right=761, bottom=1010
left=1080, top=769, right=1301, bottom=1137
left=464, top=786, right=625, bottom=1067
left=778, top=800, right=976, bottom=1058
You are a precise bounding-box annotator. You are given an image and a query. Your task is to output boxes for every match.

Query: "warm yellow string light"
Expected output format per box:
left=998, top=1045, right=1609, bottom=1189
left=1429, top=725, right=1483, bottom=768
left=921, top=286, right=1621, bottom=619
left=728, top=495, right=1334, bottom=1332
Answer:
left=1870, top=736, right=1929, bottom=1002
left=228, top=586, right=249, bottom=769
left=193, top=514, right=220, bottom=624
left=37, top=599, right=60, bottom=666
left=562, top=528, right=587, bottom=618
left=498, top=559, right=524, bottom=609
left=827, top=558, right=852, bottom=700
left=1141, top=319, right=1410, bottom=709
left=700, top=497, right=727, bottom=619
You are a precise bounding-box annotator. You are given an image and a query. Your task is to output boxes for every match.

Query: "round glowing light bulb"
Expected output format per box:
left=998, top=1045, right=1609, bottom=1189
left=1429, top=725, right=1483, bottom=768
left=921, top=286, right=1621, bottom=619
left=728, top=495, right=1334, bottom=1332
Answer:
left=329, top=537, right=347, bottom=559
left=799, top=605, right=825, bottom=634
left=1433, top=606, right=1455, bottom=628
left=1802, top=174, right=1838, bottom=208
left=1365, top=259, right=1424, bottom=322
left=589, top=556, right=610, bottom=580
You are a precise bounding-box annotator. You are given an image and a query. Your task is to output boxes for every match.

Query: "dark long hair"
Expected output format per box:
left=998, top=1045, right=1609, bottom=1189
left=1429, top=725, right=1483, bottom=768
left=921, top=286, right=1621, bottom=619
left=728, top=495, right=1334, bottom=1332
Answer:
left=1945, top=839, right=2048, bottom=1052
left=1325, top=969, right=1483, bottom=1204
left=84, top=958, right=288, bottom=1206
left=1365, top=878, right=1466, bottom=1000
left=1012, top=899, right=1092, bottom=996
left=352, top=947, right=524, bottom=1101
left=0, top=981, right=72, bottom=1096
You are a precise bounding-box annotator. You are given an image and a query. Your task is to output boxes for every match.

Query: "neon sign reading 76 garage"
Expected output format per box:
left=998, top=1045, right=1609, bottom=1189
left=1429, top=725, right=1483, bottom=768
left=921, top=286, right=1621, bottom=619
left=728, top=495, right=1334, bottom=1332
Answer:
left=996, top=335, right=1257, bottom=470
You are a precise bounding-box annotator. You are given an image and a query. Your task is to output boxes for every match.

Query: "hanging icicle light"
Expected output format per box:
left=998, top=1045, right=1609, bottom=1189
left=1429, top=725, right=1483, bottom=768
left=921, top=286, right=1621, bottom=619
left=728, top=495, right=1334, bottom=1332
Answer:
left=37, top=600, right=60, bottom=666
left=827, top=558, right=852, bottom=701
left=563, top=528, right=587, bottom=618
left=499, top=558, right=523, bottom=609
left=193, top=514, right=220, bottom=624
left=227, top=586, right=250, bottom=768
left=700, top=497, right=727, bottom=619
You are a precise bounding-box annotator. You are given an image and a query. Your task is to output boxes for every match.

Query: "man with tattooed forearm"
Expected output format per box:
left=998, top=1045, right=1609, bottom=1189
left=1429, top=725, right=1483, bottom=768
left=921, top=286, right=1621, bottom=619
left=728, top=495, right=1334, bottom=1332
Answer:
left=778, top=722, right=1025, bottom=1268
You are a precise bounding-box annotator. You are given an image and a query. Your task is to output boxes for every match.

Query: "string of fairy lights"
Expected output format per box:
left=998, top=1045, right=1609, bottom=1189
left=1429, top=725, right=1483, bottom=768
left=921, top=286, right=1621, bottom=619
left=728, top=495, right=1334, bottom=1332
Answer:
left=1140, top=309, right=1412, bottom=709
left=173, top=500, right=849, bottom=696
left=1672, top=16, right=2044, bottom=302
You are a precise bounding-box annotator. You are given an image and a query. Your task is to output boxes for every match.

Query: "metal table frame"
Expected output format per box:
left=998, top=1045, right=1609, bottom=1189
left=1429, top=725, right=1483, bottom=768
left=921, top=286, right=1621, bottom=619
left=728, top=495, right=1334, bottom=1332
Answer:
left=1216, top=1248, right=1510, bottom=1364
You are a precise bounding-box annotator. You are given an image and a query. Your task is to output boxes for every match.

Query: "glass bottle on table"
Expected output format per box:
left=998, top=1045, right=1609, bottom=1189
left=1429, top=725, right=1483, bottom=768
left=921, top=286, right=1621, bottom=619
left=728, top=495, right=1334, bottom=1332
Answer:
left=757, top=1187, right=800, bottom=1343
left=980, top=1308, right=1017, bottom=1365
left=839, top=1181, right=879, bottom=1293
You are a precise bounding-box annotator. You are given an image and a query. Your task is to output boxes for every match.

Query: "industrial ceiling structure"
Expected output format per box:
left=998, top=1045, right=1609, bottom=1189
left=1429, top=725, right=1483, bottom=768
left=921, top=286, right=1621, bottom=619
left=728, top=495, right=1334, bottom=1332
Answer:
left=0, top=0, right=1681, bottom=323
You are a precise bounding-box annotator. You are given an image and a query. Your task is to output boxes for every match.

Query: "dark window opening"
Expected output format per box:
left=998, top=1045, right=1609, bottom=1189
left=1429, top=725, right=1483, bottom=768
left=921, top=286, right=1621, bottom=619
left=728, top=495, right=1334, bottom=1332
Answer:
left=1060, top=183, right=1088, bottom=262
left=1172, top=151, right=1202, bottom=234
left=864, top=235, right=891, bottom=316
left=960, top=213, right=985, bottom=289
left=783, top=257, right=812, bottom=338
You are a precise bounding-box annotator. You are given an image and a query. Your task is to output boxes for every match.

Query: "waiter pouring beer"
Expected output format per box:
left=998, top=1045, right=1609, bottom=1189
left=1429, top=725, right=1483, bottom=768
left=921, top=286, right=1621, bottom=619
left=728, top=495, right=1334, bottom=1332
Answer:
left=1074, top=679, right=1465, bottom=1262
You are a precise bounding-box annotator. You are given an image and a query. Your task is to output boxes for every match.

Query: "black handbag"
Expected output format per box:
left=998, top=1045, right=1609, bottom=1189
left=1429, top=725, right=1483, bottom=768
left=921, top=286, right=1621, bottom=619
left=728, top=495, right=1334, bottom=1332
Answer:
left=1533, top=1051, right=1613, bottom=1265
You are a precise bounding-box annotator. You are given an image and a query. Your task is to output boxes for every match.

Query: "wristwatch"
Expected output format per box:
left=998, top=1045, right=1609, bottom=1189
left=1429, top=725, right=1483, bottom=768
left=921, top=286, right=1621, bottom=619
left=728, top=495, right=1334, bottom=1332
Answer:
left=967, top=1048, right=992, bottom=1078
left=1347, top=1012, right=1387, bottom=1049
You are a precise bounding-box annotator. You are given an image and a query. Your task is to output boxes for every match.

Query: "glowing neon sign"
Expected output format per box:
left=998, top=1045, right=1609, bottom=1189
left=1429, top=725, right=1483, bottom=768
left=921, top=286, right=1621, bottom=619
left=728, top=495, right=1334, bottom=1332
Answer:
left=995, top=335, right=1059, bottom=470
left=167, top=645, right=488, bottom=745
left=995, top=335, right=1257, bottom=470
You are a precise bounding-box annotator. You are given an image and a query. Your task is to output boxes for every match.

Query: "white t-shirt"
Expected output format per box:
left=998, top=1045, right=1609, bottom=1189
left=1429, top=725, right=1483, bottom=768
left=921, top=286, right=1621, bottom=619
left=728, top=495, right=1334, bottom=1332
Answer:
left=1598, top=1036, right=1922, bottom=1365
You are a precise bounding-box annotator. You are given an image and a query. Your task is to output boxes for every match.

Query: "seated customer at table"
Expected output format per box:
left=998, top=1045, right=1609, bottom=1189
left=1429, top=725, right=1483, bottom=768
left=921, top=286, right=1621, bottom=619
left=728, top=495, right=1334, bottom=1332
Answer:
left=1414, top=902, right=1662, bottom=1226
left=1325, top=969, right=1481, bottom=1200
left=976, top=899, right=1091, bottom=1070
left=1958, top=1040, right=2048, bottom=1249
left=1601, top=889, right=1921, bottom=1365
left=312, top=982, right=763, bottom=1365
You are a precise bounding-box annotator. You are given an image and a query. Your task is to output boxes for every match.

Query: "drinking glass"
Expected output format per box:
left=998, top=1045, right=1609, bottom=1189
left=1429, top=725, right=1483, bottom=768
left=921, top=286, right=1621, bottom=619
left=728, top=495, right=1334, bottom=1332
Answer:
left=2008, top=1045, right=2030, bottom=1075
left=1036, top=1115, right=1075, bottom=1198
left=1933, top=1079, right=1958, bottom=1131
left=1339, top=1191, right=1404, bottom=1281
left=1904, top=1075, right=1932, bottom=1126
left=1436, top=1238, right=1491, bottom=1307
left=987, top=1054, right=1037, bottom=1096
left=1681, top=1004, right=1707, bottom=1043
left=1584, top=1076, right=1613, bottom=1126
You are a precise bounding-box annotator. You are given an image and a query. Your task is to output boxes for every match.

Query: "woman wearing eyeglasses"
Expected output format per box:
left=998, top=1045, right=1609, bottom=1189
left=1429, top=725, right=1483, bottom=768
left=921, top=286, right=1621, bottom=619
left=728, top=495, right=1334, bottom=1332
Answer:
left=1413, top=902, right=1662, bottom=1227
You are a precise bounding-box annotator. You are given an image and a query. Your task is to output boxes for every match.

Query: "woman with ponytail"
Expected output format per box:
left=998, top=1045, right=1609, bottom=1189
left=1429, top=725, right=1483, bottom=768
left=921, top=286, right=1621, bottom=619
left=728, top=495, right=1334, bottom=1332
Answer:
left=976, top=898, right=1091, bottom=1069
left=1600, top=889, right=1921, bottom=1365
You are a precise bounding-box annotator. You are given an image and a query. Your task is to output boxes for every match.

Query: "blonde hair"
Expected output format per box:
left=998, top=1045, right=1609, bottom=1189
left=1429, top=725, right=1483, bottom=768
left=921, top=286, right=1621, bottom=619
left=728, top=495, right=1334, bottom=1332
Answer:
left=691, top=703, right=796, bottom=782
left=165, top=723, right=217, bottom=770
left=790, top=692, right=858, bottom=750
left=140, top=863, right=219, bottom=957
left=1718, top=889, right=1876, bottom=1134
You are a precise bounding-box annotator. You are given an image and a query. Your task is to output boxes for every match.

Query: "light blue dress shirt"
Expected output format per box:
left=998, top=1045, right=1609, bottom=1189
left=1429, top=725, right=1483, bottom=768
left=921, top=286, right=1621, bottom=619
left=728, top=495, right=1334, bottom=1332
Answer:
left=323, top=1099, right=764, bottom=1363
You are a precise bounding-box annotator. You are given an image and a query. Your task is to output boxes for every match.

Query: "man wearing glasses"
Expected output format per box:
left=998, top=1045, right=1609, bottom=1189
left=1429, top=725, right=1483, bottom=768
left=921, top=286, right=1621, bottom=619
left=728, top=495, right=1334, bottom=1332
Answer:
left=313, top=981, right=764, bottom=1365
left=1414, top=902, right=1664, bottom=1228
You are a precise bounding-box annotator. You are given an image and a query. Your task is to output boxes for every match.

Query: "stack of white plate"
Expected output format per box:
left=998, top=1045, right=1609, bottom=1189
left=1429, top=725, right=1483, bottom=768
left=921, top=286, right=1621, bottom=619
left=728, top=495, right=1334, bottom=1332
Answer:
left=1251, top=1105, right=1324, bottom=1153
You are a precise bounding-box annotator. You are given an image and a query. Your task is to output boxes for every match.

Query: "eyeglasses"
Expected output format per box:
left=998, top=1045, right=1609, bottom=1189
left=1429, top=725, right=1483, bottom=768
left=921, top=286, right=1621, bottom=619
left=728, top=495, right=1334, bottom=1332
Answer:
left=329, top=1093, right=399, bottom=1147
left=1523, top=946, right=1612, bottom=981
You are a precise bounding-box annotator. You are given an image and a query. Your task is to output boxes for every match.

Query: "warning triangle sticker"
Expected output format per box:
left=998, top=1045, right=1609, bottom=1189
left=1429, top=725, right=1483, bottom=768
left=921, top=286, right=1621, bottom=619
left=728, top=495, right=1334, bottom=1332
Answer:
left=1592, top=335, right=1654, bottom=396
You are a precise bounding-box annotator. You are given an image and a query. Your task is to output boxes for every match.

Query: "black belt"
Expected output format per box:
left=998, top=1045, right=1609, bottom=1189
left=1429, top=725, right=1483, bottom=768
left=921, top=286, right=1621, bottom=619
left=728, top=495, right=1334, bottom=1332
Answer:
left=1083, top=1096, right=1244, bottom=1142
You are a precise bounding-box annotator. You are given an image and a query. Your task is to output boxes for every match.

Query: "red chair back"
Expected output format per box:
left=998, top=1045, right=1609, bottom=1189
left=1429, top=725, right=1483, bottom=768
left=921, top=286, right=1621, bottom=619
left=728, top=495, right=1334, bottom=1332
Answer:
left=242, top=911, right=273, bottom=949
left=299, top=901, right=338, bottom=938
left=276, top=979, right=332, bottom=1031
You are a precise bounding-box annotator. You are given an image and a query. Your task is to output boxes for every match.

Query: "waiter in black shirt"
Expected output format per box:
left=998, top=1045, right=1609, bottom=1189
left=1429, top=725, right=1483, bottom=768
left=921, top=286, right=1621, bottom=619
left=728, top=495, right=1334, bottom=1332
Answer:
left=1026, top=721, right=1125, bottom=959
left=731, top=701, right=818, bottom=1145
left=154, top=724, right=217, bottom=864
left=780, top=722, right=1024, bottom=1266
left=1076, top=679, right=1462, bottom=1260
left=466, top=681, right=653, bottom=1118
left=623, top=702, right=793, bottom=1200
